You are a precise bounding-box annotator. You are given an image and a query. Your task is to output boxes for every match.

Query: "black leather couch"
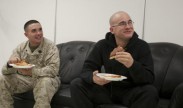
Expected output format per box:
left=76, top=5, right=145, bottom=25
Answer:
left=13, top=41, right=183, bottom=108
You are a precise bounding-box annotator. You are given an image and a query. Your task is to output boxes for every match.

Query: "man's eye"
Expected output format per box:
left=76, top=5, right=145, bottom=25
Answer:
left=31, top=29, right=36, bottom=33
left=119, top=22, right=126, bottom=26
left=128, top=21, right=132, bottom=24
left=39, top=28, right=42, bottom=32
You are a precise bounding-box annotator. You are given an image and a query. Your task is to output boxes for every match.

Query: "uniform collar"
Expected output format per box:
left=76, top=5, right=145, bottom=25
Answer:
left=25, top=38, right=44, bottom=55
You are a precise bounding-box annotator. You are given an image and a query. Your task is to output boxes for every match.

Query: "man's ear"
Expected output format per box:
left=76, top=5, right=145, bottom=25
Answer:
left=110, top=27, right=114, bottom=34
left=24, top=32, right=28, bottom=37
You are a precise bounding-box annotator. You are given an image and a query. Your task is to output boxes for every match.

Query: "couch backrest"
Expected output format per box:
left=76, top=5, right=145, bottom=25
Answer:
left=57, top=41, right=95, bottom=84
left=149, top=42, right=183, bottom=98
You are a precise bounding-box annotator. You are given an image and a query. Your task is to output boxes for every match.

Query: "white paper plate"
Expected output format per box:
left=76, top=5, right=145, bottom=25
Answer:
left=96, top=73, right=127, bottom=81
left=9, top=64, right=35, bottom=69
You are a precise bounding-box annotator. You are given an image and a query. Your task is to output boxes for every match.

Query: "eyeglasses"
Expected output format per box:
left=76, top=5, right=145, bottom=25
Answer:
left=111, top=20, right=134, bottom=27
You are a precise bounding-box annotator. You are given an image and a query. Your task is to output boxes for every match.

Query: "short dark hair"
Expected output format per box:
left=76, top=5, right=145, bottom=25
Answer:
left=24, top=20, right=40, bottom=31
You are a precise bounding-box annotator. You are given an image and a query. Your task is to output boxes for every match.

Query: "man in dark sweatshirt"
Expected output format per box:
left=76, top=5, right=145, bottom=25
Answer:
left=70, top=11, right=159, bottom=108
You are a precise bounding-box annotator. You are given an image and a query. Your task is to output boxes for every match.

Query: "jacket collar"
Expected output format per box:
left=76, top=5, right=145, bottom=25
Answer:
left=105, top=32, right=139, bottom=51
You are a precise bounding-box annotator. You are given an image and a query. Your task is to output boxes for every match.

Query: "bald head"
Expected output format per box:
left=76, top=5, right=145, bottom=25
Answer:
left=109, top=11, right=131, bottom=26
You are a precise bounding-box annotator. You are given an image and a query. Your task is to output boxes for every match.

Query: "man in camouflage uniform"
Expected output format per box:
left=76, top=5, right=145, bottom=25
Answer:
left=0, top=20, right=60, bottom=108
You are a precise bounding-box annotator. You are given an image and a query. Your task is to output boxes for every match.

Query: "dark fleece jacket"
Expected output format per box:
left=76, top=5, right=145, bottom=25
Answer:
left=80, top=32, right=154, bottom=87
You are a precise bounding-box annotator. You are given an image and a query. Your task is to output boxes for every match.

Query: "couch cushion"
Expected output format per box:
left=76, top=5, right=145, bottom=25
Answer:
left=149, top=42, right=183, bottom=98
left=57, top=41, right=95, bottom=84
left=14, top=90, right=34, bottom=101
left=14, top=97, right=34, bottom=108
left=97, top=104, right=127, bottom=108
left=13, top=91, right=34, bottom=108
left=51, top=84, right=72, bottom=107
left=161, top=46, right=183, bottom=98
left=157, top=98, right=170, bottom=108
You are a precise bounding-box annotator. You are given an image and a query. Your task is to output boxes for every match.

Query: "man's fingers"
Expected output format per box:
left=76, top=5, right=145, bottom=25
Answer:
left=93, top=70, right=99, bottom=75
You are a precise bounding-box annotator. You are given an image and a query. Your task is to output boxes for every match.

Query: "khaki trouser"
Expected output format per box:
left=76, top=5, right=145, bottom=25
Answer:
left=0, top=74, right=60, bottom=108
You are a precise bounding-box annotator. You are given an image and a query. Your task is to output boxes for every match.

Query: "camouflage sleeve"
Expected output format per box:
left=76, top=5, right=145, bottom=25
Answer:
left=32, top=44, right=60, bottom=78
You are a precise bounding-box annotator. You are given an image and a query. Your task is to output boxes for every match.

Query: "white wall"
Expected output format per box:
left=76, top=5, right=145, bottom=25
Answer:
left=56, top=0, right=145, bottom=43
left=144, top=0, right=183, bottom=45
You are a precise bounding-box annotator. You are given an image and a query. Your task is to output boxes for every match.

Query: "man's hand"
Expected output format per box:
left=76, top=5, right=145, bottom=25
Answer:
left=8, top=57, right=21, bottom=64
left=110, top=46, right=124, bottom=57
left=93, top=70, right=110, bottom=86
left=110, top=46, right=134, bottom=68
left=115, top=51, right=134, bottom=68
